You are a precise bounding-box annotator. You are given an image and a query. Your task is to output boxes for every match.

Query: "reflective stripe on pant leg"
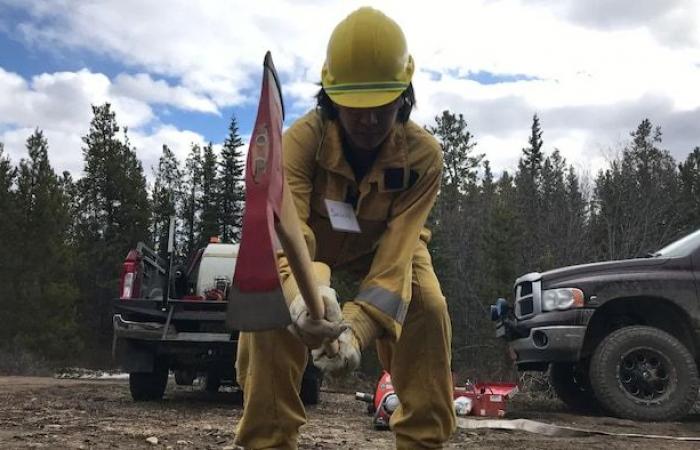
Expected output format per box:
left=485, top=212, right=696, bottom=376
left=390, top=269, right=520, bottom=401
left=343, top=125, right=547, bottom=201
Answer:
left=388, top=240, right=456, bottom=449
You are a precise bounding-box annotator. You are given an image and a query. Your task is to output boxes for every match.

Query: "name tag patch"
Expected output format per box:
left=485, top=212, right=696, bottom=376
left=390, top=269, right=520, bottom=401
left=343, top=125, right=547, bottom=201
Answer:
left=324, top=199, right=361, bottom=233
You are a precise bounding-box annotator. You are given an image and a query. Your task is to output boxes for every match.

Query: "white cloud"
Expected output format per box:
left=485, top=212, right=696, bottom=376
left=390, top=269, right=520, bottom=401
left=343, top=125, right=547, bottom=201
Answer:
left=0, top=67, right=211, bottom=178
left=113, top=73, right=219, bottom=114
left=130, top=125, right=210, bottom=178
left=527, top=0, right=700, bottom=47
left=0, top=67, right=152, bottom=132
left=2, top=0, right=700, bottom=179
left=1, top=126, right=83, bottom=174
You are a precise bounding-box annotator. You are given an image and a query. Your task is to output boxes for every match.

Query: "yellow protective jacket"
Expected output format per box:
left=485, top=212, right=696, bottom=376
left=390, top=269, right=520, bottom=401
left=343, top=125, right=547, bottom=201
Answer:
left=282, top=110, right=442, bottom=338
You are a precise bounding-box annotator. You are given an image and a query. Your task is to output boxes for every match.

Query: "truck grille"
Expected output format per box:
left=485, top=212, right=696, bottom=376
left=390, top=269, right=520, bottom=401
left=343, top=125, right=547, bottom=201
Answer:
left=514, top=280, right=538, bottom=319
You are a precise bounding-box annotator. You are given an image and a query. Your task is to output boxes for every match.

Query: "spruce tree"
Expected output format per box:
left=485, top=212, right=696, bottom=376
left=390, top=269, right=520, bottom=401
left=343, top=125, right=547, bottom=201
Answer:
left=514, top=114, right=545, bottom=270
left=563, top=165, right=589, bottom=264
left=425, top=111, right=484, bottom=370
left=678, top=147, right=700, bottom=234
left=219, top=115, right=245, bottom=243
left=539, top=149, right=569, bottom=268
left=181, top=143, right=203, bottom=256
left=75, top=103, right=150, bottom=361
left=117, top=129, right=151, bottom=251
left=0, top=142, right=15, bottom=259
left=0, top=143, right=17, bottom=346
left=200, top=142, right=220, bottom=244
left=426, top=110, right=483, bottom=203
left=591, top=119, right=678, bottom=259
left=12, top=130, right=81, bottom=361
left=151, top=145, right=182, bottom=260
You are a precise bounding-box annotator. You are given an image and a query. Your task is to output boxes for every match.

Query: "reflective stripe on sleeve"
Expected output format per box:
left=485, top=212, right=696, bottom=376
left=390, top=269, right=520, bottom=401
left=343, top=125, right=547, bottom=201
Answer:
left=358, top=286, right=409, bottom=324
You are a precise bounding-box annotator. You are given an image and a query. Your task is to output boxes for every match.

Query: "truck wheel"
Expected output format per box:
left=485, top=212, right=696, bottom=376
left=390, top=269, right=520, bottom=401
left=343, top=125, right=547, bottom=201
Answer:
left=129, top=360, right=169, bottom=401
left=300, top=370, right=322, bottom=405
left=549, top=362, right=600, bottom=412
left=205, top=372, right=221, bottom=394
left=299, top=363, right=323, bottom=405
left=174, top=369, right=195, bottom=386
left=590, top=325, right=699, bottom=421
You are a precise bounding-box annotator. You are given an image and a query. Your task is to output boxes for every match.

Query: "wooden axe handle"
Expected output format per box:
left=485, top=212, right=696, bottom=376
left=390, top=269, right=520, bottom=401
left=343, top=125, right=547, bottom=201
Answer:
left=275, top=179, right=324, bottom=318
left=275, top=179, right=340, bottom=354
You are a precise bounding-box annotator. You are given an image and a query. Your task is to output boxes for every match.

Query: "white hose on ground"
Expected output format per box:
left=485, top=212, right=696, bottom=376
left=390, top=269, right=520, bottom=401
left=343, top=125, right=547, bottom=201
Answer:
left=457, top=418, right=700, bottom=441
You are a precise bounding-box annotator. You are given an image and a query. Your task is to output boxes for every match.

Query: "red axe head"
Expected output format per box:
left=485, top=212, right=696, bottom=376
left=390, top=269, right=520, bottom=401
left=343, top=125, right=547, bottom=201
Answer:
left=226, top=52, right=290, bottom=331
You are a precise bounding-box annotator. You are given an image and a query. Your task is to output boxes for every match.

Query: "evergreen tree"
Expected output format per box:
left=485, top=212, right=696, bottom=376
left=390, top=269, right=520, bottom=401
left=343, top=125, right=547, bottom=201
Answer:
left=12, top=130, right=81, bottom=361
left=117, top=129, right=151, bottom=250
left=181, top=143, right=203, bottom=256
left=426, top=111, right=486, bottom=372
left=591, top=119, right=678, bottom=259
left=151, top=145, right=182, bottom=260
left=59, top=171, right=79, bottom=245
left=0, top=142, right=16, bottom=259
left=0, top=143, right=17, bottom=345
left=514, top=114, right=545, bottom=269
left=563, top=165, right=590, bottom=264
left=199, top=142, right=220, bottom=244
left=0, top=142, right=13, bottom=211
left=219, top=115, right=245, bottom=243
left=478, top=170, right=521, bottom=313
left=520, top=114, right=544, bottom=180
left=427, top=110, right=483, bottom=203
left=75, top=103, right=150, bottom=361
left=539, top=149, right=569, bottom=268
left=678, top=147, right=700, bottom=233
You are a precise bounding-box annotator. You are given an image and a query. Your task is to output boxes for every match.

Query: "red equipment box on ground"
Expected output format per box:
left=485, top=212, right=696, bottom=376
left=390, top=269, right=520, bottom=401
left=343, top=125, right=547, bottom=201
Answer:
left=453, top=382, right=519, bottom=418
left=357, top=371, right=519, bottom=429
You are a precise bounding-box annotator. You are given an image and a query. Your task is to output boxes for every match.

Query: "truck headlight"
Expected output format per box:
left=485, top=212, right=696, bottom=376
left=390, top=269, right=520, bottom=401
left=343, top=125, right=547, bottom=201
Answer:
left=542, top=288, right=584, bottom=311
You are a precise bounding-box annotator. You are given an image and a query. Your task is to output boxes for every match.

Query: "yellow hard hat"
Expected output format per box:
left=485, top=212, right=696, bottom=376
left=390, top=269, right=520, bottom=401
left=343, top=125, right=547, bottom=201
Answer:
left=321, top=7, right=415, bottom=108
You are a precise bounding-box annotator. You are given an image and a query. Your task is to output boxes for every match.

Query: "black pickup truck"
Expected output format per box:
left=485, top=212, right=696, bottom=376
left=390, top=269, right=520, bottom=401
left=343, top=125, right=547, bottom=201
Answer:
left=492, top=228, right=700, bottom=421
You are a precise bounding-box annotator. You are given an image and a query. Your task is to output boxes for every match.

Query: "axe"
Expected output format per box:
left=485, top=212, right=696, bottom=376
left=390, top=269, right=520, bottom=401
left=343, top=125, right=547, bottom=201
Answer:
left=226, top=52, right=330, bottom=336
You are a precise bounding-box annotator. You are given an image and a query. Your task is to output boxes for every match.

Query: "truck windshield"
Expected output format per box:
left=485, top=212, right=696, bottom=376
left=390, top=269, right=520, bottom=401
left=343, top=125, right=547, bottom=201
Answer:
left=655, top=229, right=700, bottom=258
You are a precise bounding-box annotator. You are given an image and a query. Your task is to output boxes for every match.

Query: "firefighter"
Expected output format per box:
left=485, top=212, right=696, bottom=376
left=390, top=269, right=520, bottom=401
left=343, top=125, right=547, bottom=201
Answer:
left=234, top=7, right=456, bottom=449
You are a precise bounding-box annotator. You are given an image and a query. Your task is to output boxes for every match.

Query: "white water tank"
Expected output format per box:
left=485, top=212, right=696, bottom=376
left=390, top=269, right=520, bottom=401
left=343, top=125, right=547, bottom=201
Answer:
left=195, top=243, right=239, bottom=297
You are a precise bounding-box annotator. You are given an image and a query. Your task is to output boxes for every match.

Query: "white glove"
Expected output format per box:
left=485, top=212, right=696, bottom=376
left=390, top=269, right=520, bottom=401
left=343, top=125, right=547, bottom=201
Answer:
left=311, top=328, right=361, bottom=376
left=288, top=285, right=346, bottom=348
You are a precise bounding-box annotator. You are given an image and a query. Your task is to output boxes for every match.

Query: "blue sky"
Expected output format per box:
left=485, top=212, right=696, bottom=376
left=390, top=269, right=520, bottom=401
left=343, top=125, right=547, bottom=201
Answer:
left=1, top=26, right=256, bottom=143
left=1, top=0, right=700, bottom=180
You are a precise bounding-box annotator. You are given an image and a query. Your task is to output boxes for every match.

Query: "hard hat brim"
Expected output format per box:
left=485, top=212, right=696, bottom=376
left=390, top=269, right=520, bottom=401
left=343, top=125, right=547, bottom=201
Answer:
left=325, top=89, right=403, bottom=109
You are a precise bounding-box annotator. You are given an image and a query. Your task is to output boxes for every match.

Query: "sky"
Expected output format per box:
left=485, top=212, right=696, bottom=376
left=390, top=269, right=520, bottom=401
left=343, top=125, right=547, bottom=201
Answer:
left=1, top=0, right=700, bottom=182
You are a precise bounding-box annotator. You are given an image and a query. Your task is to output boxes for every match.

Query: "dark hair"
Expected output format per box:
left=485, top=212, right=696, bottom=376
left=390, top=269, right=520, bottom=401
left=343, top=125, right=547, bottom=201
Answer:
left=315, top=83, right=416, bottom=123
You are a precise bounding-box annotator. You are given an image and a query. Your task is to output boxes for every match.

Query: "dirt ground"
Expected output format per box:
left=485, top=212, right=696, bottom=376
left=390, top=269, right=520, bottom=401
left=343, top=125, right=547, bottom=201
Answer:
left=1, top=376, right=700, bottom=449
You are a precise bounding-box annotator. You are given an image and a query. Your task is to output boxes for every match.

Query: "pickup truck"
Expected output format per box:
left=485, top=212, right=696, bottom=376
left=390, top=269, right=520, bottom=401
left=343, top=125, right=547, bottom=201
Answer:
left=112, top=239, right=322, bottom=404
left=491, top=228, right=700, bottom=421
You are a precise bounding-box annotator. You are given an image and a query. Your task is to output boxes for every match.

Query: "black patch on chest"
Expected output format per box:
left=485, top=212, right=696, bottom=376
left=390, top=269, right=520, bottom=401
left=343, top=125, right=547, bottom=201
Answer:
left=384, top=168, right=404, bottom=190
left=383, top=168, right=419, bottom=191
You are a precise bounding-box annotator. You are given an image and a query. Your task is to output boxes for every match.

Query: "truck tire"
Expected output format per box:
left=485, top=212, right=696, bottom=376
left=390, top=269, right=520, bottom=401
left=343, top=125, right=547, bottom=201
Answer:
left=549, top=362, right=600, bottom=413
left=174, top=369, right=195, bottom=386
left=205, top=372, right=221, bottom=394
left=590, top=325, right=699, bottom=421
left=300, top=369, right=322, bottom=405
left=129, top=360, right=169, bottom=401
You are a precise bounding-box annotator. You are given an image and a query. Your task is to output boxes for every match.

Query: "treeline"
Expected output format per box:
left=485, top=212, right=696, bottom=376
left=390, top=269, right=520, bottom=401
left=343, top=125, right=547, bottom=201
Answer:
left=0, top=104, right=698, bottom=374
left=0, top=103, right=245, bottom=367
left=427, top=111, right=700, bottom=378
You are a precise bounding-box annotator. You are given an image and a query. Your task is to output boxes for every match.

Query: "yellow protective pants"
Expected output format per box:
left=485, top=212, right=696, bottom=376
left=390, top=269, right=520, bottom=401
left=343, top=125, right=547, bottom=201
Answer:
left=233, top=243, right=456, bottom=449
